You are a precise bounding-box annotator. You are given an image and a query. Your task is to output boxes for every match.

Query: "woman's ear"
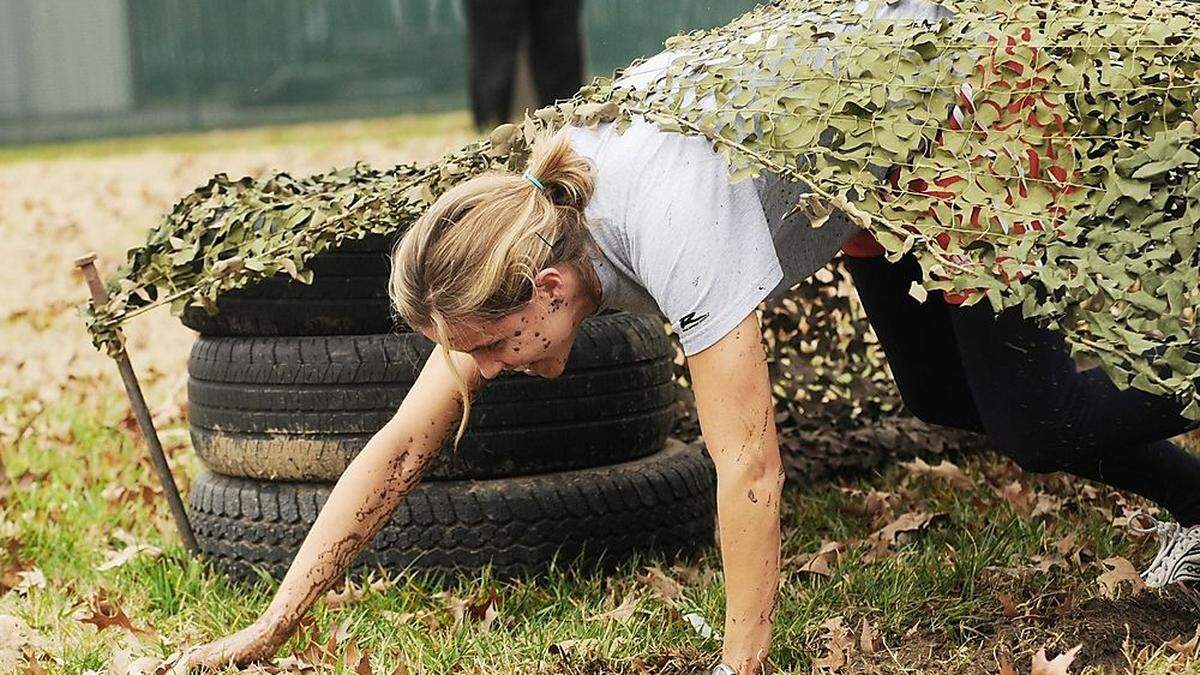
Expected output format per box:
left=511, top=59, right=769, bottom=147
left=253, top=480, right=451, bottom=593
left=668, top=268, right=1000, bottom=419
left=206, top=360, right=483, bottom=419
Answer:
left=533, top=266, right=568, bottom=297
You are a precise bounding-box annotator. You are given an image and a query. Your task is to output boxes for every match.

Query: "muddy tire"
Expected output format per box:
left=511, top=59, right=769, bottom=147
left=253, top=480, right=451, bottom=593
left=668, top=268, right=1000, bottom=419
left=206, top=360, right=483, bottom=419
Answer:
left=188, top=440, right=716, bottom=582
left=180, top=233, right=400, bottom=336
left=187, top=312, right=677, bottom=480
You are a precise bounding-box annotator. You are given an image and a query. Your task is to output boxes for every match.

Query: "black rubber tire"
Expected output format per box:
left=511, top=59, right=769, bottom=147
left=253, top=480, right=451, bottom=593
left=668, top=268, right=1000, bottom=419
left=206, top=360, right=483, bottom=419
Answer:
left=188, top=440, right=716, bottom=582
left=180, top=233, right=400, bottom=336
left=187, top=312, right=677, bottom=480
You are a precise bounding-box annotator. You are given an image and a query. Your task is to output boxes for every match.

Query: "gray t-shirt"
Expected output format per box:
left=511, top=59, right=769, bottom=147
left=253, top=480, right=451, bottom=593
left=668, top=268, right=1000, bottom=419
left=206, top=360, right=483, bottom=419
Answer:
left=567, top=0, right=953, bottom=356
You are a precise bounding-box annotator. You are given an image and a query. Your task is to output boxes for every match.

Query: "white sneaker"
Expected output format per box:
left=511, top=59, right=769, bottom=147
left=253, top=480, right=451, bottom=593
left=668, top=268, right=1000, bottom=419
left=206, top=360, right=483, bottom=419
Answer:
left=1130, top=512, right=1200, bottom=588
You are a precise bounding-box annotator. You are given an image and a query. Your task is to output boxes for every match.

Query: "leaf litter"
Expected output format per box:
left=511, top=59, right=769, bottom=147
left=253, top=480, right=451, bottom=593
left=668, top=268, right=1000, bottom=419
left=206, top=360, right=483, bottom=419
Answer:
left=6, top=124, right=1200, bottom=672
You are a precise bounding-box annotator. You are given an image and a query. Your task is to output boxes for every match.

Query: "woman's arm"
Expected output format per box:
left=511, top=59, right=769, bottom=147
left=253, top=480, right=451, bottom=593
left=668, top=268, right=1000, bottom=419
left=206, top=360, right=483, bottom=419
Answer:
left=686, top=312, right=785, bottom=675
left=176, top=345, right=484, bottom=671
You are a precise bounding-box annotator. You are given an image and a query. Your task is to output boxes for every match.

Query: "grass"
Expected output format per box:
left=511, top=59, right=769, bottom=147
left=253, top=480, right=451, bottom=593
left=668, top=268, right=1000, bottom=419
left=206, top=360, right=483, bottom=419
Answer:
left=0, top=110, right=473, bottom=165
left=3, top=380, right=1198, bottom=674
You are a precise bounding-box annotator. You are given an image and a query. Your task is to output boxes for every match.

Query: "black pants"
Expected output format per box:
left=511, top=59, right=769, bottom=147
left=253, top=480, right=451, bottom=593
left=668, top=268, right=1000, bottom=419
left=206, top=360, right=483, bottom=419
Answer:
left=463, top=0, right=584, bottom=131
left=845, top=254, right=1200, bottom=525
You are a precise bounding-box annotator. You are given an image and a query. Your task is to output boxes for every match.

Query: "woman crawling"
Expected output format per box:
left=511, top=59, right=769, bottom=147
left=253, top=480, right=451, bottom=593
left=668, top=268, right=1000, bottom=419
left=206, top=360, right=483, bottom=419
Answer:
left=175, top=0, right=1200, bottom=672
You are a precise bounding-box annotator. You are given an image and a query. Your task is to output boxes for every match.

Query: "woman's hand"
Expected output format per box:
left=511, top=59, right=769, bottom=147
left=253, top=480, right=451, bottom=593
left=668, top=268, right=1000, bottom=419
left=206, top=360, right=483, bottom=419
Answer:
left=165, top=619, right=281, bottom=672
left=163, top=345, right=482, bottom=674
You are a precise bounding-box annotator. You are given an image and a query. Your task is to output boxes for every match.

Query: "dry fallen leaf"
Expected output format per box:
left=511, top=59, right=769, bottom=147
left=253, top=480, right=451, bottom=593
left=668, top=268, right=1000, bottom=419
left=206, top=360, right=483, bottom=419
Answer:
left=14, top=568, right=45, bottom=595
left=323, top=576, right=389, bottom=609
left=296, top=615, right=351, bottom=666
left=96, top=544, right=161, bottom=572
left=859, top=618, right=877, bottom=655
left=343, top=643, right=371, bottom=675
left=106, top=646, right=162, bottom=675
left=548, top=638, right=601, bottom=659
left=669, top=561, right=716, bottom=586
left=796, top=541, right=843, bottom=578
left=811, top=615, right=853, bottom=670
left=1096, top=557, right=1145, bottom=599
left=996, top=591, right=1019, bottom=619
left=0, top=614, right=50, bottom=672
left=997, top=481, right=1034, bottom=518
left=77, top=595, right=152, bottom=637
left=901, top=458, right=972, bottom=489
left=1166, top=627, right=1200, bottom=658
left=272, top=654, right=321, bottom=674
left=100, top=483, right=163, bottom=510
left=639, top=565, right=685, bottom=605
left=585, top=594, right=640, bottom=624
left=997, top=653, right=1018, bottom=675
left=1031, top=644, right=1081, bottom=675
left=1030, top=492, right=1063, bottom=520
left=1, top=539, right=34, bottom=595
left=79, top=607, right=146, bottom=636
left=23, top=653, right=50, bottom=675
left=479, top=601, right=501, bottom=633
left=838, top=487, right=897, bottom=524
left=863, top=511, right=945, bottom=563
left=434, top=588, right=500, bottom=632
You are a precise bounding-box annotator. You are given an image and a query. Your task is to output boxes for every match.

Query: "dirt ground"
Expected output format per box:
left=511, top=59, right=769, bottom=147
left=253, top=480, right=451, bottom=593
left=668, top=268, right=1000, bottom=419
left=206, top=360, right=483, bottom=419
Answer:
left=0, top=127, right=471, bottom=407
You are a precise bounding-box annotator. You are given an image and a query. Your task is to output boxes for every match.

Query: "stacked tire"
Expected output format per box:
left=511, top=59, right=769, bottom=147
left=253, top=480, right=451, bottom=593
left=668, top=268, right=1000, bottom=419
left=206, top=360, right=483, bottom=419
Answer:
left=183, top=233, right=717, bottom=582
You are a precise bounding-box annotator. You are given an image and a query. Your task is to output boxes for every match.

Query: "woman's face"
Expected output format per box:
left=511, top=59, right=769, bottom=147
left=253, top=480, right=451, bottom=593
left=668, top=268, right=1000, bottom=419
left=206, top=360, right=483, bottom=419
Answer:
left=420, top=264, right=599, bottom=380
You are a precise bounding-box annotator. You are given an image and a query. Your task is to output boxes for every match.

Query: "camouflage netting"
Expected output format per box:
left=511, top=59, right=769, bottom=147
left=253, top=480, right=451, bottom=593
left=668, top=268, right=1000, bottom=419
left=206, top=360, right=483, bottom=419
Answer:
left=84, top=0, right=1200, bottom=421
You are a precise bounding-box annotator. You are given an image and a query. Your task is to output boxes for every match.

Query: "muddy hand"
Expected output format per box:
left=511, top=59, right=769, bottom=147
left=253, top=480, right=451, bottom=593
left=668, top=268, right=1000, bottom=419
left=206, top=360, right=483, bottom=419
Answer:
left=164, top=621, right=280, bottom=673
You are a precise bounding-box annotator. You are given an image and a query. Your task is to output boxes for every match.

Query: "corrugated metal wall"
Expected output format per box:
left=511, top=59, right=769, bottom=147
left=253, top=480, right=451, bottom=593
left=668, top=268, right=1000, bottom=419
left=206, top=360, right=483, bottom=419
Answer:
left=0, top=0, right=760, bottom=145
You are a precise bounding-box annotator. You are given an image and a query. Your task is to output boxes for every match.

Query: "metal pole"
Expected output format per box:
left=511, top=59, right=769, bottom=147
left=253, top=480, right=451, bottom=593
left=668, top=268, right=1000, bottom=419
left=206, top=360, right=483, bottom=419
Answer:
left=74, top=252, right=200, bottom=555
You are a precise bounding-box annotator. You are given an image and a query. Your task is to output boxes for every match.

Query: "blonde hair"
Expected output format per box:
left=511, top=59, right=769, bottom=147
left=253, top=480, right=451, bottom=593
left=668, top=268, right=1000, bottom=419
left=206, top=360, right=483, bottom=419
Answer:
left=389, top=129, right=597, bottom=449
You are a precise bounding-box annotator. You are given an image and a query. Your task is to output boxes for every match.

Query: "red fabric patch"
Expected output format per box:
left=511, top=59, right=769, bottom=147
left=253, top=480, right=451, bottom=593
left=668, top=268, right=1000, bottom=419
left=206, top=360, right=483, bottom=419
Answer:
left=842, top=230, right=887, bottom=258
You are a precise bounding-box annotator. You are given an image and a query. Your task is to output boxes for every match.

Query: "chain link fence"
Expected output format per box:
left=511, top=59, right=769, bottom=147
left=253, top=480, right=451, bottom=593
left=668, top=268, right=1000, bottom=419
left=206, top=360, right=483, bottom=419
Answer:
left=0, top=0, right=758, bottom=145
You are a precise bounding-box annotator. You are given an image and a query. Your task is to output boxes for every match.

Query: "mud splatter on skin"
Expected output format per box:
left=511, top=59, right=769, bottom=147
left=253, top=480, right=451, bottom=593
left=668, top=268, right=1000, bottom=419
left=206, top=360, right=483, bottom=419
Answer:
left=277, top=429, right=440, bottom=649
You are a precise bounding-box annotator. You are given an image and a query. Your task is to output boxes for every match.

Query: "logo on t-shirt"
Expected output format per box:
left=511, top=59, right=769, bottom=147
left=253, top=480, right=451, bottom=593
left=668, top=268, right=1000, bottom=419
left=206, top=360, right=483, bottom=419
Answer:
left=678, top=311, right=709, bottom=333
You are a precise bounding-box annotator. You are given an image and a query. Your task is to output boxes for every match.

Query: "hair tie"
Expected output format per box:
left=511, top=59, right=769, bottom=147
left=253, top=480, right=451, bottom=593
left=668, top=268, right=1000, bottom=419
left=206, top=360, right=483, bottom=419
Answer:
left=522, top=169, right=546, bottom=191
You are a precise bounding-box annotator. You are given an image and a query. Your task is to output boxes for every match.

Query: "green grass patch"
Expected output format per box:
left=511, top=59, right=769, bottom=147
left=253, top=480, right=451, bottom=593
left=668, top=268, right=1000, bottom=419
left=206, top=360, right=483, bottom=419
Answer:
left=0, top=111, right=473, bottom=165
left=0, top=384, right=1193, bottom=673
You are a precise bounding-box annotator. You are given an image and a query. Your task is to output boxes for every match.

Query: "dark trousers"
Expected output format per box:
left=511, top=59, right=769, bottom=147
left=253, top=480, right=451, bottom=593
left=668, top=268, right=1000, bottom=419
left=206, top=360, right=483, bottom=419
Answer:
left=463, top=0, right=584, bottom=131
left=845, top=254, right=1200, bottom=525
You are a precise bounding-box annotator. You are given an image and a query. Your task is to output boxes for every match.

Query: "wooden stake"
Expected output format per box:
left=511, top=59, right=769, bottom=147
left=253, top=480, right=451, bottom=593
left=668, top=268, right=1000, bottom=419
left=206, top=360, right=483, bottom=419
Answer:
left=74, top=252, right=199, bottom=555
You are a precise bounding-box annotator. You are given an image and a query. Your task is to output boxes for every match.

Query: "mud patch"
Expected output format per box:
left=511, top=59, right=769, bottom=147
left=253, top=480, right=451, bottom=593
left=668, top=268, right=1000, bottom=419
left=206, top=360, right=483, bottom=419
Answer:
left=831, top=589, right=1200, bottom=674
left=991, top=587, right=1200, bottom=669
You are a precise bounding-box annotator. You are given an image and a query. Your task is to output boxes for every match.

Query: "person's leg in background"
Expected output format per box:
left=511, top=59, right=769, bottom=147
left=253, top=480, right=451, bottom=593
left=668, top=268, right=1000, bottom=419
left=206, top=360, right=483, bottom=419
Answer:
left=843, top=253, right=986, bottom=433
left=464, top=0, right=526, bottom=131
left=946, top=302, right=1200, bottom=525
left=526, top=0, right=584, bottom=108
left=848, top=249, right=1200, bottom=583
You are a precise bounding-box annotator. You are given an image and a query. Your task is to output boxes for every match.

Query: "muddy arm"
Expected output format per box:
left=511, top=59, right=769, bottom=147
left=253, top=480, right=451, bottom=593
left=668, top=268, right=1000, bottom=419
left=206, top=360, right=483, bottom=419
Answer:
left=257, top=344, right=483, bottom=640
left=686, top=312, right=785, bottom=675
